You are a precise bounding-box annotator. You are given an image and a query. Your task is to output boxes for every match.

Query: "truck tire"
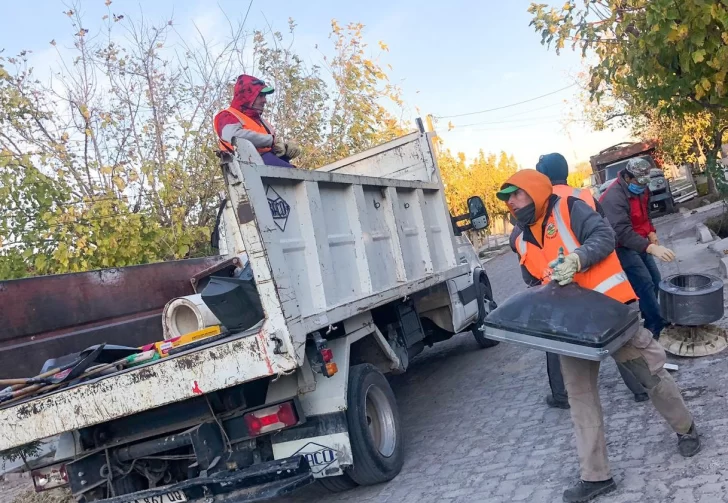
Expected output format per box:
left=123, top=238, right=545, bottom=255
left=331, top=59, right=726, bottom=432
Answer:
left=470, top=276, right=500, bottom=349
left=344, top=364, right=404, bottom=486
left=318, top=472, right=359, bottom=492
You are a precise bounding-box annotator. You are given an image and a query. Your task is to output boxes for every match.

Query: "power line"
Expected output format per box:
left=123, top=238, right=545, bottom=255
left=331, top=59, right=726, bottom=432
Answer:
left=451, top=114, right=563, bottom=129
left=450, top=102, right=564, bottom=128
left=435, top=84, right=577, bottom=119
left=442, top=119, right=564, bottom=133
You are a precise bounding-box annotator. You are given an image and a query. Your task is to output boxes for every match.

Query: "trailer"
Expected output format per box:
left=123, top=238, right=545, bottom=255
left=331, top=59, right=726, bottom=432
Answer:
left=0, top=130, right=496, bottom=502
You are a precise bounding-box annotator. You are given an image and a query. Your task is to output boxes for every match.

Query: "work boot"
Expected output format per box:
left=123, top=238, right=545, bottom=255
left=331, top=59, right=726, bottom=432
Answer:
left=634, top=393, right=649, bottom=403
left=677, top=423, right=701, bottom=457
left=563, top=479, right=616, bottom=503
left=546, top=395, right=570, bottom=410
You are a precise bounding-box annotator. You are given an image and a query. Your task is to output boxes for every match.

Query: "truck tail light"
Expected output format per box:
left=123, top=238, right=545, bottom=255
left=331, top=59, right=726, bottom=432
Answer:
left=31, top=463, right=68, bottom=492
left=309, top=331, right=338, bottom=378
left=244, top=401, right=298, bottom=436
left=320, top=348, right=333, bottom=363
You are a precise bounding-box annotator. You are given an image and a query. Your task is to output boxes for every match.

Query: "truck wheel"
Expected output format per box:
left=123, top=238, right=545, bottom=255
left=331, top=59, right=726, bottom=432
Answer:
left=344, top=364, right=404, bottom=486
left=470, top=276, right=500, bottom=349
left=318, top=473, right=358, bottom=492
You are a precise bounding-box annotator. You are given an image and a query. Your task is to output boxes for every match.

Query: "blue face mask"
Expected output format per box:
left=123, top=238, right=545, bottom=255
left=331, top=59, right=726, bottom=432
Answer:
left=628, top=183, right=645, bottom=195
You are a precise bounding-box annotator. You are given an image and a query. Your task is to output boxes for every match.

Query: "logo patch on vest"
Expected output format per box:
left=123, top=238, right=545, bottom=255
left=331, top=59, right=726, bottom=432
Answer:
left=545, top=222, right=557, bottom=238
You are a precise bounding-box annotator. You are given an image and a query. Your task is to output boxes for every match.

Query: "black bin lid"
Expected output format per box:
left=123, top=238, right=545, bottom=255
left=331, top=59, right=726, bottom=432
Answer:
left=484, top=282, right=639, bottom=348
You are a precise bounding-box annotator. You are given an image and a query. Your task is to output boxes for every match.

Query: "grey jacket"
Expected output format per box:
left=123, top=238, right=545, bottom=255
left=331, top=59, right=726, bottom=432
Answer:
left=510, top=195, right=618, bottom=286
left=599, top=172, right=652, bottom=252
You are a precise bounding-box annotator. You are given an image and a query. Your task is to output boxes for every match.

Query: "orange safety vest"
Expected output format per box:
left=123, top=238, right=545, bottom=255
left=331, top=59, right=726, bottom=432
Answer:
left=552, top=184, right=596, bottom=210
left=515, top=196, right=637, bottom=304
left=213, top=107, right=274, bottom=154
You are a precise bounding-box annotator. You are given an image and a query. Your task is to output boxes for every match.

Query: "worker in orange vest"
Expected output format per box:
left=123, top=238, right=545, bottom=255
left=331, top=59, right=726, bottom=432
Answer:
left=535, top=153, right=648, bottom=408
left=499, top=169, right=699, bottom=503
left=213, top=75, right=301, bottom=167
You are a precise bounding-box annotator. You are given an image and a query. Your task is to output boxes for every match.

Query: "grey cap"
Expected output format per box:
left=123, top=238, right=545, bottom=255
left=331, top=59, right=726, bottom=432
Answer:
left=625, top=158, right=651, bottom=184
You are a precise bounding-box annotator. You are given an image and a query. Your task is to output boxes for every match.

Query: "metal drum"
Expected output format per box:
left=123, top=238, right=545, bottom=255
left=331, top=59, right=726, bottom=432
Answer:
left=659, top=273, right=724, bottom=326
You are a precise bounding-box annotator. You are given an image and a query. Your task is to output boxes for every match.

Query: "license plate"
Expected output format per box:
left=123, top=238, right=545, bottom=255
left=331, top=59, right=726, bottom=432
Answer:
left=132, top=491, right=187, bottom=503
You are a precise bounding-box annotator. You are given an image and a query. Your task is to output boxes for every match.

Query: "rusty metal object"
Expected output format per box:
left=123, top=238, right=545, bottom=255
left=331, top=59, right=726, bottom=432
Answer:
left=590, top=140, right=657, bottom=170
left=0, top=257, right=225, bottom=379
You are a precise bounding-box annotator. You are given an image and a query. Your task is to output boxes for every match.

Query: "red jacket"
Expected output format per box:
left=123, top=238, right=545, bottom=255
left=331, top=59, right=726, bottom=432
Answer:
left=599, top=171, right=655, bottom=252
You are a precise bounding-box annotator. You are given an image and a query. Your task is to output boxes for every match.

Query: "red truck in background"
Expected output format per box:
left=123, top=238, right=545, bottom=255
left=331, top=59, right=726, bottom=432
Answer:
left=589, top=140, right=676, bottom=214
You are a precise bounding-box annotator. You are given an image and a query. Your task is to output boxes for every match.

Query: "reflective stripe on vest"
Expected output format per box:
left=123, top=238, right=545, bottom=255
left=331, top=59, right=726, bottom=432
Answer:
left=552, top=201, right=579, bottom=253
left=593, top=271, right=629, bottom=294
left=516, top=196, right=636, bottom=303
left=213, top=107, right=274, bottom=154
left=516, top=233, right=527, bottom=257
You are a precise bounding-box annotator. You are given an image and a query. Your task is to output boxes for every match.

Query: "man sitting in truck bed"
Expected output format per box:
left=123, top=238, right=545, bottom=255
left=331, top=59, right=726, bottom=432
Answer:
left=214, top=74, right=301, bottom=167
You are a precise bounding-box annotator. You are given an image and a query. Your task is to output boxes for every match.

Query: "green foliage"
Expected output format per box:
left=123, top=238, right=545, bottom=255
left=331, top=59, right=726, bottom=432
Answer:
left=529, top=0, right=728, bottom=191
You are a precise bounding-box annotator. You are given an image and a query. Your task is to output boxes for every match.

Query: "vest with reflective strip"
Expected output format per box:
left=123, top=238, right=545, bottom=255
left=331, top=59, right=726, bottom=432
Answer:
left=552, top=184, right=596, bottom=210
left=515, top=196, right=636, bottom=303
left=214, top=107, right=274, bottom=153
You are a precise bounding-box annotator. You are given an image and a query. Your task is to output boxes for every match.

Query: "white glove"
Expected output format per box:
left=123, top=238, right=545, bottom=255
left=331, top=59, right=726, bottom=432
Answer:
left=272, top=137, right=286, bottom=157
left=284, top=141, right=301, bottom=159
left=548, top=253, right=581, bottom=286
left=647, top=244, right=676, bottom=262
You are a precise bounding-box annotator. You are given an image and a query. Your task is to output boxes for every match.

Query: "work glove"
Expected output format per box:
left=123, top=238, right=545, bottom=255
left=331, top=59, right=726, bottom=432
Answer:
left=647, top=244, right=676, bottom=262
left=284, top=140, right=302, bottom=159
left=548, top=253, right=581, bottom=286
left=647, top=231, right=659, bottom=245
left=272, top=137, right=286, bottom=157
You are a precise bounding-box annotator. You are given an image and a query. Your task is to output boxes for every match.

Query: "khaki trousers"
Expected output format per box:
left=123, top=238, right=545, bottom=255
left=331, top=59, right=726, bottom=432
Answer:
left=560, top=327, right=694, bottom=481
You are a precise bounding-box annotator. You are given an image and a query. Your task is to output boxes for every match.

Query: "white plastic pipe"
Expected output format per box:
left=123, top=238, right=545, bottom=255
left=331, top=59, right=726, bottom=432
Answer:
left=162, top=294, right=221, bottom=340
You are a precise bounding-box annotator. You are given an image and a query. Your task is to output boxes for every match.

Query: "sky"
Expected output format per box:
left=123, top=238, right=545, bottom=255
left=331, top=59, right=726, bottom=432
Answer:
left=0, top=0, right=634, bottom=170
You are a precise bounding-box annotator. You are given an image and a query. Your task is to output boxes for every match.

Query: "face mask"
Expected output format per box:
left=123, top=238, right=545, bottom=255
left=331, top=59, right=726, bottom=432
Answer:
left=514, top=203, right=537, bottom=225
left=628, top=183, right=645, bottom=195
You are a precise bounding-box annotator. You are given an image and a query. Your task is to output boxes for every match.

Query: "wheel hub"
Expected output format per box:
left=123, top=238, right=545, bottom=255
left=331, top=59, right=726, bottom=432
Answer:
left=364, top=385, right=397, bottom=458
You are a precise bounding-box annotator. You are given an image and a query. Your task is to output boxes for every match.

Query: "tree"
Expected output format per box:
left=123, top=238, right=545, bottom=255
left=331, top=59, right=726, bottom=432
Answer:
left=438, top=149, right=518, bottom=221
left=567, top=161, right=593, bottom=188
left=529, top=0, right=728, bottom=191
left=0, top=4, right=407, bottom=279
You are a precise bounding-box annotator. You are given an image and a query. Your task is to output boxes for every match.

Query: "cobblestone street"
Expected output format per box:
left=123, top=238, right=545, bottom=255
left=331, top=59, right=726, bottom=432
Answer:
left=283, top=214, right=728, bottom=503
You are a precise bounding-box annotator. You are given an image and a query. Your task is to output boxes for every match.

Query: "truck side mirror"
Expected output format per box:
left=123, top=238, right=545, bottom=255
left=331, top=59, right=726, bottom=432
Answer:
left=467, top=196, right=489, bottom=230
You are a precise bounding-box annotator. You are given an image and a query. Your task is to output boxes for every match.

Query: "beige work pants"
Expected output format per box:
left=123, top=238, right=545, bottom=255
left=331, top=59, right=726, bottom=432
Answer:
left=560, top=327, right=694, bottom=481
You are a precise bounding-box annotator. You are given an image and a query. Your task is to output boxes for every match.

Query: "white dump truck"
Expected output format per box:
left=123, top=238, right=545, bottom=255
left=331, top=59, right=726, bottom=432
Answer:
left=0, top=129, right=498, bottom=502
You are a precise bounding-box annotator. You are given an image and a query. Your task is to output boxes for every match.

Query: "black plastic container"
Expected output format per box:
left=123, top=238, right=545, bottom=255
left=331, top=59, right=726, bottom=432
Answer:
left=482, top=282, right=640, bottom=360
left=201, top=263, right=265, bottom=332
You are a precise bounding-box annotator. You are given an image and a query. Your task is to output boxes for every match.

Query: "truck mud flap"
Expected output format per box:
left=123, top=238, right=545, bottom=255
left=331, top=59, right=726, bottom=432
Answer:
left=100, top=456, right=314, bottom=503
